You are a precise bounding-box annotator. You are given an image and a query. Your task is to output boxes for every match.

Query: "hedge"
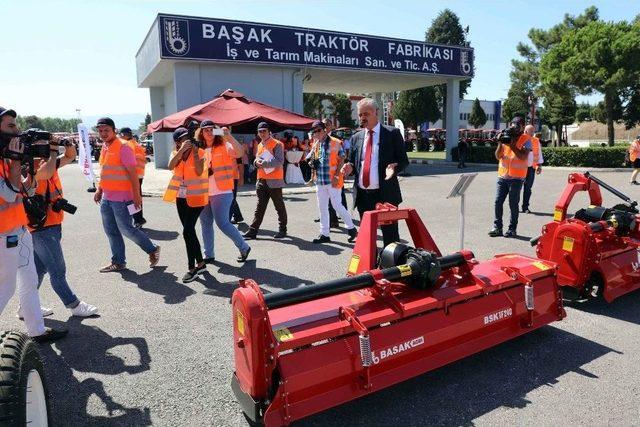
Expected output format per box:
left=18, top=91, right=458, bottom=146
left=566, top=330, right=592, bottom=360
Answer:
left=451, top=146, right=629, bottom=168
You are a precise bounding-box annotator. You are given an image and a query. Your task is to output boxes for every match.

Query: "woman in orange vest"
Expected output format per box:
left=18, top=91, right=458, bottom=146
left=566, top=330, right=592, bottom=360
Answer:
left=629, top=136, right=640, bottom=184
left=164, top=127, right=208, bottom=283
left=196, top=120, right=251, bottom=264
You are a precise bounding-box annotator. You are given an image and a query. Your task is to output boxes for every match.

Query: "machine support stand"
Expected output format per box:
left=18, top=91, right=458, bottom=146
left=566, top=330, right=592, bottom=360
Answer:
left=340, top=306, right=372, bottom=389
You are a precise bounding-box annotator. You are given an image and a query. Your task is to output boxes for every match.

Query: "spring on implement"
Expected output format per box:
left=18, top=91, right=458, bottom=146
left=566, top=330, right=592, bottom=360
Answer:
left=359, top=334, right=372, bottom=367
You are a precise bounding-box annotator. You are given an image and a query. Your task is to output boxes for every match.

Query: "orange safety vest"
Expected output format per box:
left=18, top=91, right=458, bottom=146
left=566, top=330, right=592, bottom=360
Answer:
left=498, top=134, right=529, bottom=179
left=629, top=140, right=640, bottom=162
left=531, top=136, right=541, bottom=167
left=0, top=162, right=28, bottom=233
left=133, top=142, right=146, bottom=178
left=315, top=136, right=344, bottom=188
left=210, top=143, right=236, bottom=191
left=163, top=149, right=208, bottom=207
left=256, top=138, right=284, bottom=180
left=29, top=170, right=64, bottom=231
left=99, top=138, right=133, bottom=192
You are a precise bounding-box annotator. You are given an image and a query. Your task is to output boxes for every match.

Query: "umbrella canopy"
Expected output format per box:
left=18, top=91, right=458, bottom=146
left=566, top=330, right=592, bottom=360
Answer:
left=148, top=89, right=315, bottom=134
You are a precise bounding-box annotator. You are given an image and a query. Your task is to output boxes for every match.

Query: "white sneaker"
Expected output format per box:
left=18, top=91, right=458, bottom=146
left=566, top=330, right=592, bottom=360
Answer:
left=70, top=301, right=99, bottom=317
left=17, top=306, right=53, bottom=320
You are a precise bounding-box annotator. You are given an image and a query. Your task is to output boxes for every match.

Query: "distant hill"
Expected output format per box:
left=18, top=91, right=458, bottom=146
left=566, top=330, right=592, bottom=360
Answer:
left=571, top=121, right=640, bottom=143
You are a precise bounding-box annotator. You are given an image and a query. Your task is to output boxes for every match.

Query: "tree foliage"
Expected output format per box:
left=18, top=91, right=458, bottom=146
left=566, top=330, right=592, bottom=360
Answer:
left=468, top=98, right=487, bottom=128
left=303, top=93, right=328, bottom=118
left=16, top=115, right=81, bottom=132
left=391, top=87, right=440, bottom=128
left=540, top=19, right=640, bottom=145
left=331, top=94, right=355, bottom=128
left=575, top=102, right=594, bottom=122
left=425, top=9, right=472, bottom=128
left=540, top=86, right=576, bottom=145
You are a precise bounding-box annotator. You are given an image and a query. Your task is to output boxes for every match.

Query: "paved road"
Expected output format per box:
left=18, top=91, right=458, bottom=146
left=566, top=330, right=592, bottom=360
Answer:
left=2, top=163, right=640, bottom=426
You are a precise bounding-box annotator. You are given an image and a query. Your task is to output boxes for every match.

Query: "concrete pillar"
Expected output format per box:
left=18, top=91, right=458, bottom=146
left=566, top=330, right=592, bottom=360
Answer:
left=149, top=86, right=172, bottom=169
left=373, top=92, right=384, bottom=123
left=445, top=79, right=461, bottom=162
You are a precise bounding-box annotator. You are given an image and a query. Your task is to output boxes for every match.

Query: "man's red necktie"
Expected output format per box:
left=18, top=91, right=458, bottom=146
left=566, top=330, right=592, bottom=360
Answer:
left=362, top=130, right=373, bottom=188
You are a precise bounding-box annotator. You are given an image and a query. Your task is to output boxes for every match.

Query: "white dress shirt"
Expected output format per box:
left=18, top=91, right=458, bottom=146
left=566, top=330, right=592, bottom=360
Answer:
left=359, top=122, right=381, bottom=190
left=526, top=138, right=544, bottom=167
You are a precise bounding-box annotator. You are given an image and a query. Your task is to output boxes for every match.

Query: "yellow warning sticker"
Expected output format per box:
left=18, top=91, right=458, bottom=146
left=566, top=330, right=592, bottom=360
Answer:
left=533, top=261, right=551, bottom=271
left=562, top=236, right=574, bottom=252
left=274, top=328, right=294, bottom=342
left=398, top=264, right=412, bottom=277
left=236, top=310, right=246, bottom=337
left=348, top=255, right=360, bottom=275
left=553, top=209, right=564, bottom=222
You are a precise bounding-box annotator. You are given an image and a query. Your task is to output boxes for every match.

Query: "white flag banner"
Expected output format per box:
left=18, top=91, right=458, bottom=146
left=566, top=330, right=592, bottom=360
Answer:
left=394, top=119, right=405, bottom=140
left=77, top=123, right=95, bottom=183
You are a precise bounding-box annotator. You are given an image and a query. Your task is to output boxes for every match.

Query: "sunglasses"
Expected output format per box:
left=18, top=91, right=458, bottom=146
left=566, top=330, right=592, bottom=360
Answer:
left=258, top=129, right=269, bottom=133
left=312, top=129, right=324, bottom=134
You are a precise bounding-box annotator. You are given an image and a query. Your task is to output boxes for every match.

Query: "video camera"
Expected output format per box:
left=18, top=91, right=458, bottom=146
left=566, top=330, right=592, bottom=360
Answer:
left=187, top=120, right=203, bottom=148
left=498, top=125, right=523, bottom=144
left=0, top=129, right=51, bottom=160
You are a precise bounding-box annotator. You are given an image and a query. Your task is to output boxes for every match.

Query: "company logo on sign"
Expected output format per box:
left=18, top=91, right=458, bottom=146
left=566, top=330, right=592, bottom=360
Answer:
left=371, top=336, right=424, bottom=365
left=460, top=50, right=472, bottom=75
left=164, top=18, right=190, bottom=56
left=484, top=308, right=513, bottom=325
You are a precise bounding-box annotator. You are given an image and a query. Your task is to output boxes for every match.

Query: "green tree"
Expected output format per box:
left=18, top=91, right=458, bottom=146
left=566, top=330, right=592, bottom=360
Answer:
left=468, top=98, right=487, bottom=128
left=575, top=102, right=593, bottom=122
left=303, top=93, right=328, bottom=118
left=331, top=94, right=354, bottom=128
left=540, top=20, right=640, bottom=145
left=425, top=9, right=472, bottom=128
left=391, top=87, right=440, bottom=129
left=504, top=7, right=599, bottom=124
left=622, top=84, right=640, bottom=129
left=139, top=113, right=152, bottom=133
left=540, top=86, right=576, bottom=146
left=22, top=115, right=44, bottom=130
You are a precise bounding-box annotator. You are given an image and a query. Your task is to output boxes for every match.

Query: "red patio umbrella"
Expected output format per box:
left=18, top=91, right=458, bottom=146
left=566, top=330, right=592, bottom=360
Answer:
left=148, top=89, right=315, bottom=134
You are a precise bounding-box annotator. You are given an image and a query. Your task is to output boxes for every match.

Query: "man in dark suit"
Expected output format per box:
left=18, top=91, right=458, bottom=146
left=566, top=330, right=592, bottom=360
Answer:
left=341, top=98, right=409, bottom=247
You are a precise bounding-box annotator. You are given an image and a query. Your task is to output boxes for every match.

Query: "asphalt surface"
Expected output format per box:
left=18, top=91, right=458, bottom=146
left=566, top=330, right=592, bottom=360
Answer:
left=2, top=163, right=640, bottom=426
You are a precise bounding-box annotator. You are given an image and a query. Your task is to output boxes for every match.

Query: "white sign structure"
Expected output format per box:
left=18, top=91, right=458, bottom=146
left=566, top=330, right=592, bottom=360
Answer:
left=77, top=123, right=96, bottom=184
left=447, top=173, right=477, bottom=250
left=394, top=119, right=405, bottom=140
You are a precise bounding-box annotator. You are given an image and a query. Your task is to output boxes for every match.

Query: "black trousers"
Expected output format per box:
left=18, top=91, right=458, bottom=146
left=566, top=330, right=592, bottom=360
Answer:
left=250, top=179, right=287, bottom=232
left=229, top=179, right=243, bottom=221
left=132, top=178, right=146, bottom=224
left=356, top=189, right=399, bottom=247
left=176, top=197, right=204, bottom=269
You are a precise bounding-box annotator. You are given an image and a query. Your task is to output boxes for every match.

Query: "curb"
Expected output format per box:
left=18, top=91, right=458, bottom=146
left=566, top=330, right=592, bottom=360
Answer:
left=408, top=159, right=632, bottom=173
left=143, top=182, right=355, bottom=198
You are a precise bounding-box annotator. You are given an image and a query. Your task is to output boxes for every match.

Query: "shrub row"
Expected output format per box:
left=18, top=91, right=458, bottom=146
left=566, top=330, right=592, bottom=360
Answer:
left=451, top=146, right=629, bottom=168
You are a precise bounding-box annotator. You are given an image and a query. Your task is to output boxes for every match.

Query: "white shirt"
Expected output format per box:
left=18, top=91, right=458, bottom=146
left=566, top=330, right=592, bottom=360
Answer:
left=204, top=146, right=233, bottom=196
left=359, top=122, right=381, bottom=190
left=526, top=138, right=544, bottom=167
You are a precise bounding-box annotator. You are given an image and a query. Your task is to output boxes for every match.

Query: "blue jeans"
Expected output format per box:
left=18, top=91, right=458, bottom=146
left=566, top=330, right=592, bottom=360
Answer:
left=522, top=167, right=536, bottom=210
left=494, top=178, right=523, bottom=231
left=100, top=199, right=157, bottom=265
left=200, top=193, right=250, bottom=258
left=32, top=225, right=79, bottom=308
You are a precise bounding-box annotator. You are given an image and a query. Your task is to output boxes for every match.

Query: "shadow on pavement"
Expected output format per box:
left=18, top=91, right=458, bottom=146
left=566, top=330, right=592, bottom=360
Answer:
left=251, top=230, right=353, bottom=256
left=301, top=326, right=619, bottom=426
left=212, top=259, right=314, bottom=293
left=568, top=289, right=640, bottom=324
left=142, top=228, right=180, bottom=241
left=40, top=317, right=152, bottom=426
left=120, top=266, right=197, bottom=304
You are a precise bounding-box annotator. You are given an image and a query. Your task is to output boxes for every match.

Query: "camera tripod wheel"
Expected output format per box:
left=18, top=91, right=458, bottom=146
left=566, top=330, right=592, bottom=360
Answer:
left=0, top=331, right=51, bottom=427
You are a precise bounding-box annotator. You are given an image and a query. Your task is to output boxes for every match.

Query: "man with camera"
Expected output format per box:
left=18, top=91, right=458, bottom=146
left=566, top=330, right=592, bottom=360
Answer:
left=489, top=117, right=532, bottom=238
left=29, top=133, right=99, bottom=317
left=94, top=118, right=160, bottom=272
left=0, top=106, right=67, bottom=342
left=308, top=120, right=357, bottom=244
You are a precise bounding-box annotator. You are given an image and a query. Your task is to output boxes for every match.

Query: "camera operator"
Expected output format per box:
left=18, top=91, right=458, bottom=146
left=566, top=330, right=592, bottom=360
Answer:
left=0, top=106, right=67, bottom=342
left=29, top=135, right=99, bottom=317
left=488, top=117, right=532, bottom=238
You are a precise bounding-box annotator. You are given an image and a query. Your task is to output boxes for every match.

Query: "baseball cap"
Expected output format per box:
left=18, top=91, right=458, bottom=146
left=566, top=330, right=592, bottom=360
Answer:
left=311, top=120, right=326, bottom=130
left=0, top=106, right=17, bottom=118
left=257, top=121, right=270, bottom=131
left=173, top=127, right=189, bottom=142
left=511, top=117, right=524, bottom=127
left=119, top=127, right=132, bottom=135
left=200, top=120, right=215, bottom=129
left=96, top=117, right=116, bottom=129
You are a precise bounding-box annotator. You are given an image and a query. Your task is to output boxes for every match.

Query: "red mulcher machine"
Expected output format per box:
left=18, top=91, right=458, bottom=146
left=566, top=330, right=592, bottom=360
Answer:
left=231, top=205, right=566, bottom=426
left=533, top=172, right=640, bottom=302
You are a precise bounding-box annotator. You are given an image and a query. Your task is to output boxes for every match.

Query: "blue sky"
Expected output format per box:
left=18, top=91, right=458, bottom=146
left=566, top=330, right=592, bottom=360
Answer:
left=2, top=0, right=637, bottom=125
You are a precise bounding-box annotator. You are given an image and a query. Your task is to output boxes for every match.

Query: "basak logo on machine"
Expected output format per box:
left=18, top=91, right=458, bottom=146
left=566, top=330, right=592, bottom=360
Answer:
left=371, top=336, right=425, bottom=365
left=484, top=308, right=513, bottom=325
